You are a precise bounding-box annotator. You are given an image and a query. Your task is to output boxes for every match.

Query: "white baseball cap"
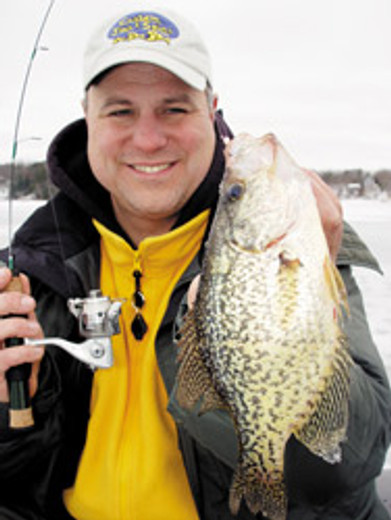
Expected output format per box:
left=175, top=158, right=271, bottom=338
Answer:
left=83, top=6, right=212, bottom=91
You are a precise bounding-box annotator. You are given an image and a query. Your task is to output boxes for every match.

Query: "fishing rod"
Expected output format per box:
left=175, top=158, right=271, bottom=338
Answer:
left=5, top=0, right=57, bottom=430
left=4, top=0, right=124, bottom=430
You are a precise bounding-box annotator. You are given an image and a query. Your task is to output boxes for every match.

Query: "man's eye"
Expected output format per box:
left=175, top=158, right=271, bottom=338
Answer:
left=109, top=109, right=134, bottom=117
left=166, top=107, right=188, bottom=114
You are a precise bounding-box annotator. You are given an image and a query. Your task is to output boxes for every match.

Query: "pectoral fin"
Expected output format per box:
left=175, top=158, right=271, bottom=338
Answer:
left=176, top=308, right=227, bottom=413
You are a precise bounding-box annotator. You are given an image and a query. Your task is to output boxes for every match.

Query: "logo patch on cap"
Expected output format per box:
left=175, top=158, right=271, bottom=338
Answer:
left=108, top=11, right=179, bottom=45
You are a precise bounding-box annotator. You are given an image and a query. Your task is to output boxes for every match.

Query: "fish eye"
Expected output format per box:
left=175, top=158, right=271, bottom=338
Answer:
left=226, top=182, right=245, bottom=202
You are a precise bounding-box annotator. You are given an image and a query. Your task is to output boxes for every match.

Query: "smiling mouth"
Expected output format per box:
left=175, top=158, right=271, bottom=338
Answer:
left=131, top=163, right=173, bottom=174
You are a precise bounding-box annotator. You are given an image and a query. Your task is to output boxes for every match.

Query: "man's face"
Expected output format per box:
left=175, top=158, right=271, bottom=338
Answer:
left=84, top=63, right=216, bottom=240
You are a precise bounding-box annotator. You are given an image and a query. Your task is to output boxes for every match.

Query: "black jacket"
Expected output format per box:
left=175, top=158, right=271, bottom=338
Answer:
left=0, top=116, right=390, bottom=519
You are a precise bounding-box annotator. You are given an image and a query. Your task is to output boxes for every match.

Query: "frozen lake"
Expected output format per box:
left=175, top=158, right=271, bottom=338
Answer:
left=0, top=198, right=390, bottom=469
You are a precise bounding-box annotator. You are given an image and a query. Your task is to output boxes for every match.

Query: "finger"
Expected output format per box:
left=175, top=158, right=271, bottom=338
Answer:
left=0, top=317, right=42, bottom=342
left=0, top=269, right=36, bottom=317
left=0, top=292, right=37, bottom=318
left=19, top=273, right=39, bottom=322
left=307, top=169, right=343, bottom=218
left=0, top=272, right=43, bottom=339
left=0, top=344, right=44, bottom=372
left=187, top=275, right=201, bottom=309
left=19, top=273, right=31, bottom=295
left=0, top=268, right=12, bottom=291
left=305, top=169, right=343, bottom=260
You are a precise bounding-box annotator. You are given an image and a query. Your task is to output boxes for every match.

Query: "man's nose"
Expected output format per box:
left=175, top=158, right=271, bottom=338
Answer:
left=131, top=115, right=168, bottom=152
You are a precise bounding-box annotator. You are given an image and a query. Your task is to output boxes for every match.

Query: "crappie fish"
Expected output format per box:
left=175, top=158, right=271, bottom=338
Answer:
left=176, top=133, right=351, bottom=519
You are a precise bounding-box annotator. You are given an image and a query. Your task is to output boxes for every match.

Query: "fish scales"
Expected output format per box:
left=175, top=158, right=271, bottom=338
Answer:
left=176, top=133, right=351, bottom=519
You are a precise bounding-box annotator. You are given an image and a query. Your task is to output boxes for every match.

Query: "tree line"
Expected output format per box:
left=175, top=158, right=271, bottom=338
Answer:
left=0, top=161, right=390, bottom=200
left=319, top=168, right=391, bottom=198
left=0, top=162, right=56, bottom=199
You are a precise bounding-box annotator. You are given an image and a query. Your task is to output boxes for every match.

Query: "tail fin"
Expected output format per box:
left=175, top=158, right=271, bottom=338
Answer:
left=229, top=463, right=287, bottom=520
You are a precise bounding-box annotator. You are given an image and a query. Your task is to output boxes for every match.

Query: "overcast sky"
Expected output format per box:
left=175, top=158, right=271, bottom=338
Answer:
left=1, top=0, right=390, bottom=170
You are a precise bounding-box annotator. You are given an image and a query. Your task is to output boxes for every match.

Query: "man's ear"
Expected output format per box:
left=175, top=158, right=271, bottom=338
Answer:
left=81, top=95, right=88, bottom=116
left=212, top=94, right=218, bottom=111
left=210, top=94, right=218, bottom=121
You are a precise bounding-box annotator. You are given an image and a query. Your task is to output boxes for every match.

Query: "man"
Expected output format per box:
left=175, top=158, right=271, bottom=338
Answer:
left=0, top=6, right=390, bottom=519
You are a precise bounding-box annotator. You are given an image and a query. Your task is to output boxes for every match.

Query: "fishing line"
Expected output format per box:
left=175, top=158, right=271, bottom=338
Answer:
left=8, top=0, right=56, bottom=270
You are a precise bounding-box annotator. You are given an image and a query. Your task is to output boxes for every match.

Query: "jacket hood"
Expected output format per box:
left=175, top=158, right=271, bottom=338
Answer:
left=47, top=111, right=233, bottom=241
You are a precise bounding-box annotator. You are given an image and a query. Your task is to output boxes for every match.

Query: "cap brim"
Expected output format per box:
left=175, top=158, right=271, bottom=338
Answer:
left=84, top=47, right=207, bottom=91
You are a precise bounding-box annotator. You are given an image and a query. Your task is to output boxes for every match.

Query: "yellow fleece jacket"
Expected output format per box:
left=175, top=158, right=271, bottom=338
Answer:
left=64, top=211, right=209, bottom=520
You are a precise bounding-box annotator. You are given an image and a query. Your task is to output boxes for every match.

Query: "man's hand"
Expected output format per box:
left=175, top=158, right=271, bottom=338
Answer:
left=0, top=268, right=44, bottom=402
left=305, top=169, right=343, bottom=261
